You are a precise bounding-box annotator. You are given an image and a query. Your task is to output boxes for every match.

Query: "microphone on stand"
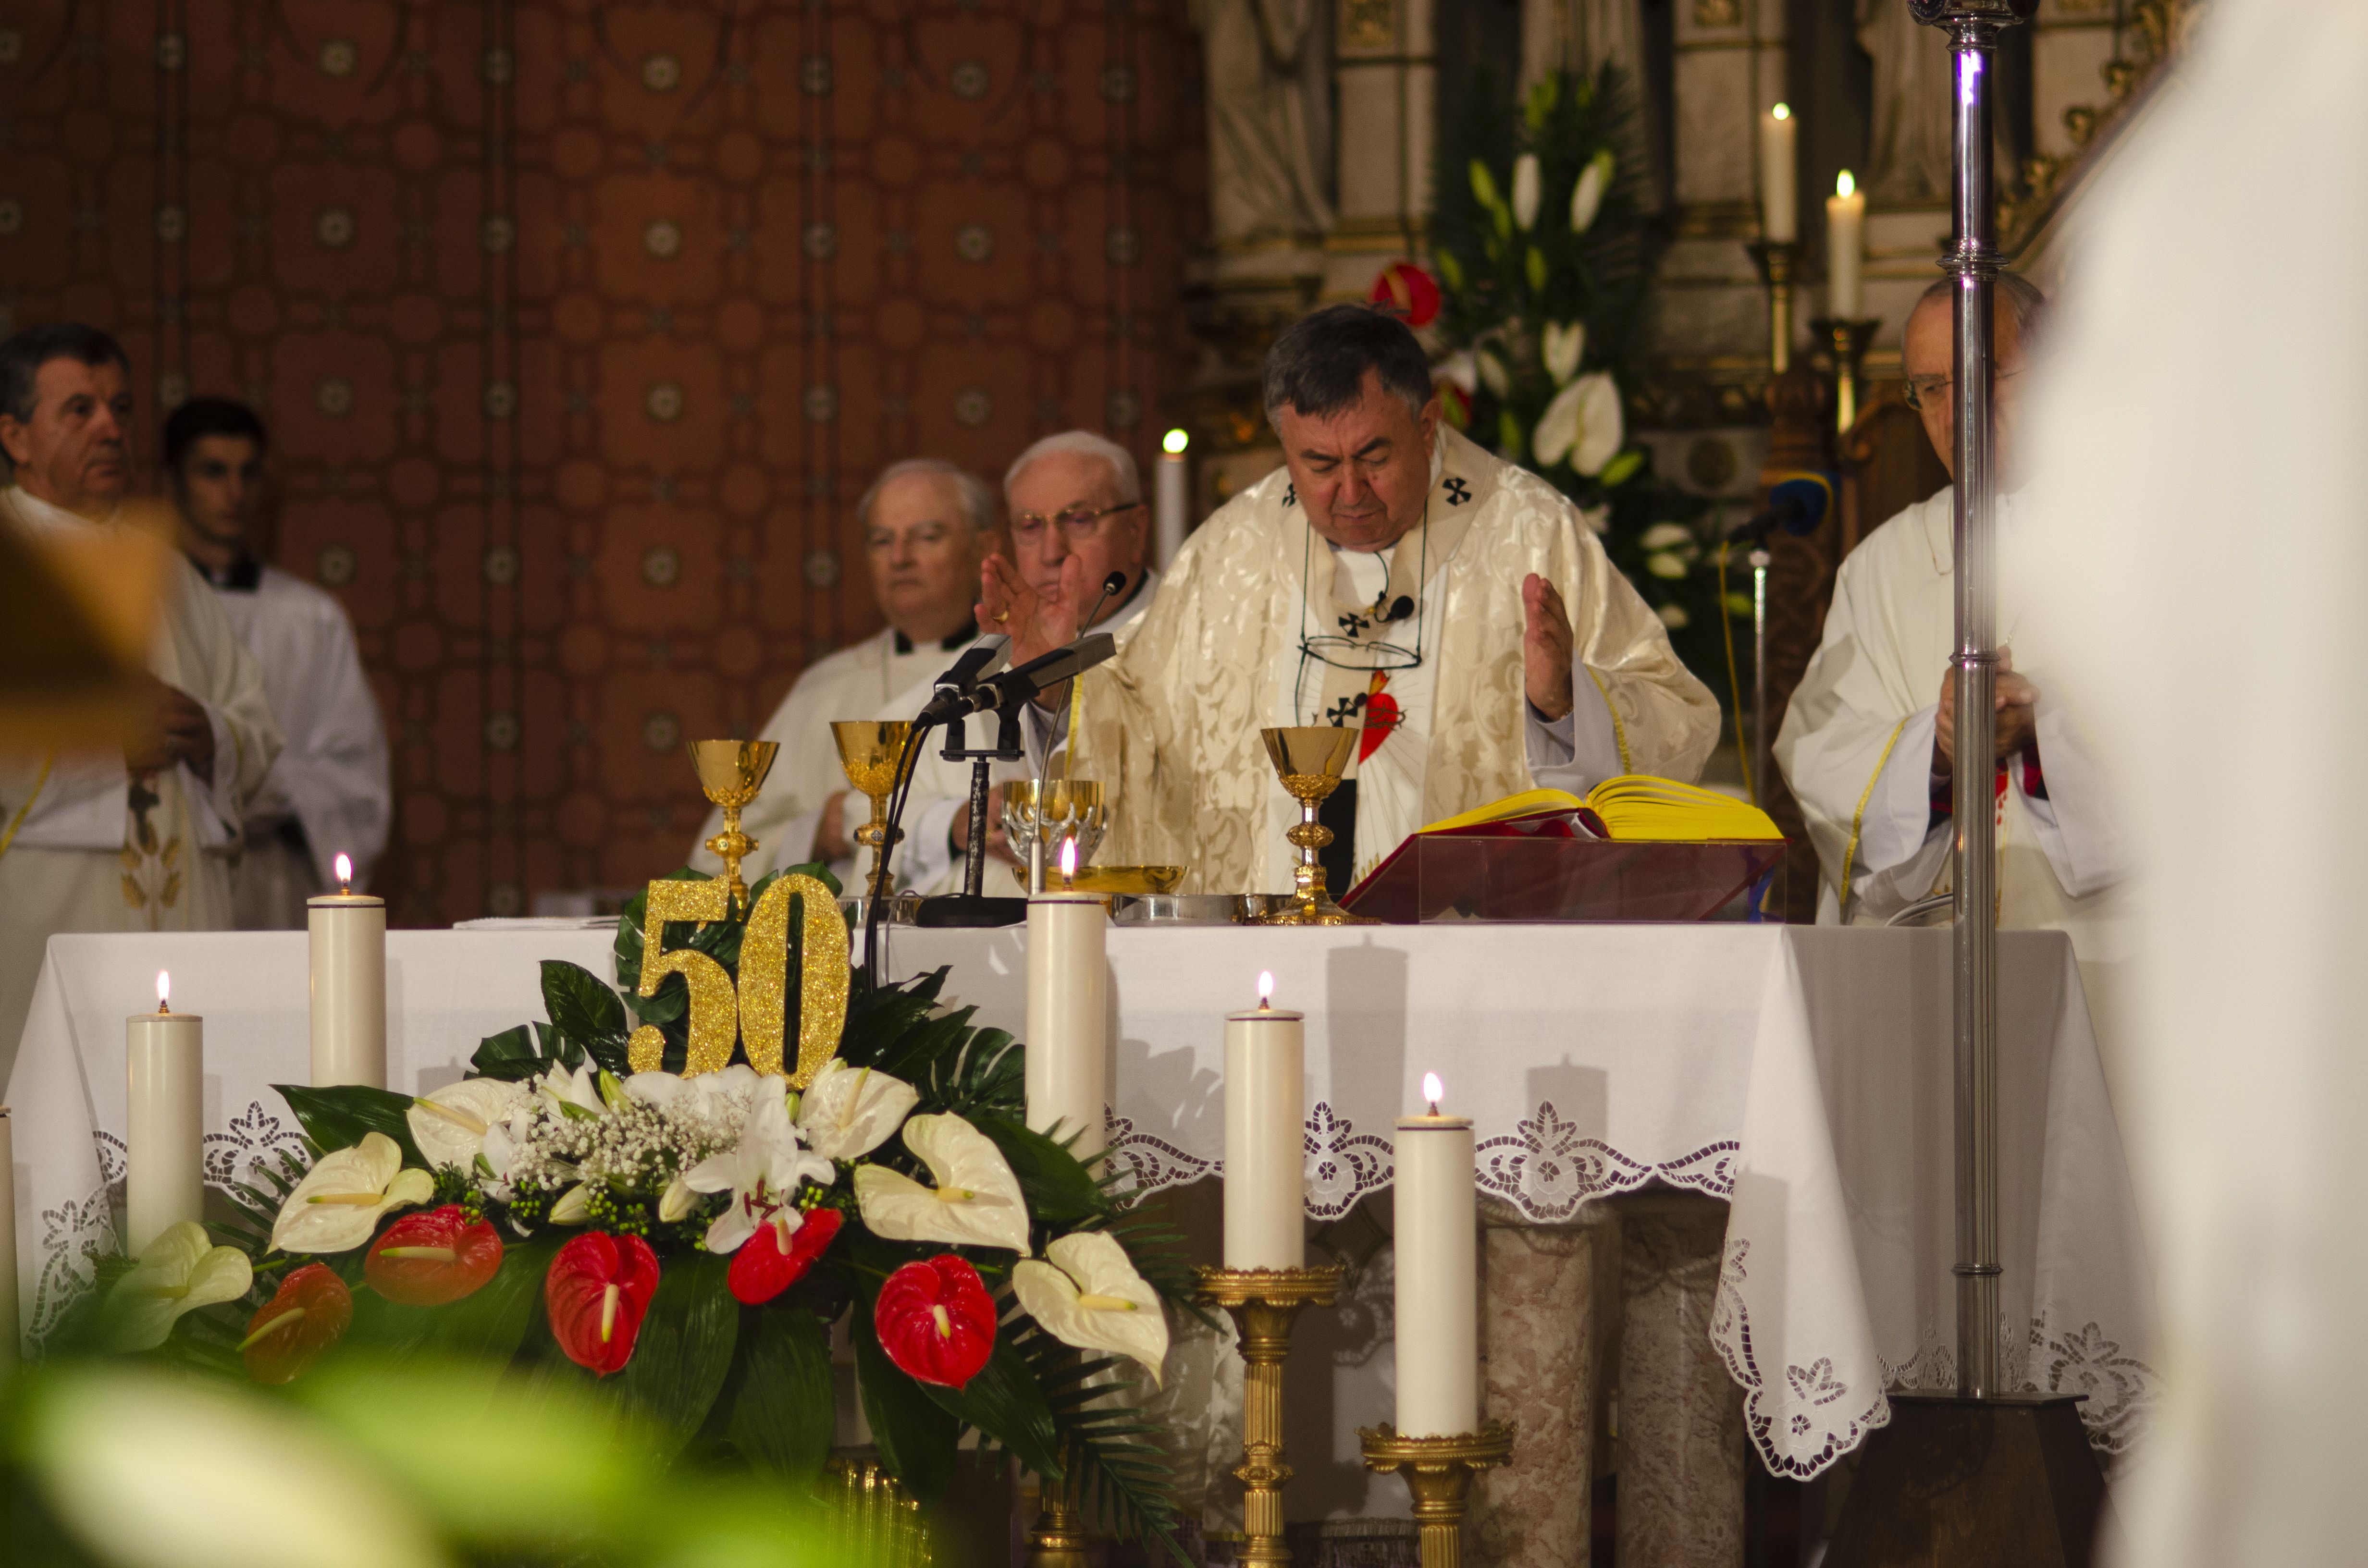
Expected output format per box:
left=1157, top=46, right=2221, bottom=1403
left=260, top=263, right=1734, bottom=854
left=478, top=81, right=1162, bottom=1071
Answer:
left=916, top=634, right=1011, bottom=723
left=1727, top=473, right=1835, bottom=543
left=957, top=633, right=1119, bottom=719
left=1077, top=570, right=1129, bottom=633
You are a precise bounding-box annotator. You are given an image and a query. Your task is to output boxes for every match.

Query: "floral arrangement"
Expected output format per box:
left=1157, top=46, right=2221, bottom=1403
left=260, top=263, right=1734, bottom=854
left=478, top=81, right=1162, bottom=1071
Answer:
left=86, top=866, right=1196, bottom=1557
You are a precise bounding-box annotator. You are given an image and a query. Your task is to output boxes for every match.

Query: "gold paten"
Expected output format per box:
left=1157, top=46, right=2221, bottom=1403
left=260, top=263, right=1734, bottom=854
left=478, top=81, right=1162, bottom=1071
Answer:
left=686, top=738, right=779, bottom=916
left=1256, top=725, right=1374, bottom=925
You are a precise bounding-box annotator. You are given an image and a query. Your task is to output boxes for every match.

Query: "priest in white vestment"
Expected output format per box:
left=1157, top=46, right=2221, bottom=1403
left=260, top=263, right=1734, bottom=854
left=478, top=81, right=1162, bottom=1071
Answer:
left=691, top=459, right=993, bottom=887
left=1775, top=279, right=2126, bottom=1035
left=0, top=326, right=280, bottom=1061
left=167, top=397, right=390, bottom=929
left=982, top=306, right=1719, bottom=895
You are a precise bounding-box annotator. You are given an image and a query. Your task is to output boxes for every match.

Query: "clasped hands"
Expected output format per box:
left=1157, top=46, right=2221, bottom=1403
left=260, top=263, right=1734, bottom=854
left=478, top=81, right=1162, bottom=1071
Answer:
left=123, top=674, right=215, bottom=781
left=1933, top=652, right=2039, bottom=776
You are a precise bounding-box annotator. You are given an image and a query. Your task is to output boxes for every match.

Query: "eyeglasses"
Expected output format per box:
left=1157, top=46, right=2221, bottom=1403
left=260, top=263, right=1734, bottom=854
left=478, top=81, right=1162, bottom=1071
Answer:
left=1011, top=501, right=1142, bottom=543
left=1903, top=367, right=2024, bottom=412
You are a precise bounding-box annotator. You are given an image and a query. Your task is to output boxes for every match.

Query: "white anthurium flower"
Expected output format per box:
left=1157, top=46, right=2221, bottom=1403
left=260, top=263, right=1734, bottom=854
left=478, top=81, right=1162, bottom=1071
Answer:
left=854, top=1113, right=1032, bottom=1256
left=1434, top=350, right=1478, bottom=395
left=271, top=1132, right=436, bottom=1255
left=1510, top=153, right=1542, bottom=231
left=1533, top=376, right=1586, bottom=468
left=1657, top=602, right=1691, bottom=629
left=1475, top=348, right=1511, bottom=400
left=1570, top=149, right=1614, bottom=233
left=1640, top=522, right=1695, bottom=551
left=684, top=1090, right=835, bottom=1255
left=1013, top=1232, right=1169, bottom=1386
left=1646, top=551, right=1690, bottom=580
left=105, top=1221, right=254, bottom=1351
left=798, top=1059, right=920, bottom=1162
left=536, top=1062, right=607, bottom=1120
left=1542, top=320, right=1586, bottom=386
left=549, top=1183, right=595, bottom=1225
left=406, top=1077, right=530, bottom=1172
left=1570, top=371, right=1625, bottom=477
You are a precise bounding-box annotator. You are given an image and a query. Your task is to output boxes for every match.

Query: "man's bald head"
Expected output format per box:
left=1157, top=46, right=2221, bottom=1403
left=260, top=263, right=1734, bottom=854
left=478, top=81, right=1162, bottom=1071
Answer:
left=1902, top=274, right=2047, bottom=480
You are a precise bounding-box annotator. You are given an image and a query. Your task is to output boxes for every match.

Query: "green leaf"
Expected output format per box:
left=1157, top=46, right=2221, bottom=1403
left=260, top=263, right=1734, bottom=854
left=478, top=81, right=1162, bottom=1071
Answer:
left=1497, top=408, right=1524, bottom=458
left=1525, top=245, right=1548, bottom=293
left=273, top=1083, right=425, bottom=1166
left=921, top=1331, right=1062, bottom=1479
left=1599, top=448, right=1644, bottom=487
left=977, top=1117, right=1106, bottom=1230
left=1468, top=157, right=1499, bottom=211
left=542, top=960, right=630, bottom=1073
left=470, top=1024, right=542, bottom=1081
left=851, top=1298, right=961, bottom=1505
left=726, top=1305, right=836, bottom=1481
left=1524, top=74, right=1558, bottom=133
left=612, top=1250, right=739, bottom=1457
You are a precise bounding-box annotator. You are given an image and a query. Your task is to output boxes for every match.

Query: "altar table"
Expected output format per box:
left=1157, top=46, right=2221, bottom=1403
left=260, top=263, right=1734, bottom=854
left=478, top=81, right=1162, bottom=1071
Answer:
left=6, top=922, right=2154, bottom=1497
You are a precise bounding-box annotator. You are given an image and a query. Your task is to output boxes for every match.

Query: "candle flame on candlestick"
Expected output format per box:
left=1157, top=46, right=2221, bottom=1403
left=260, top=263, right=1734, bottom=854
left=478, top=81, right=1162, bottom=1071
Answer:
left=1771, top=102, right=1790, bottom=121
left=156, top=970, right=171, bottom=1014
left=1059, top=834, right=1077, bottom=882
left=1836, top=169, right=1855, bottom=199
left=1422, top=1071, right=1443, bottom=1113
left=335, top=851, right=352, bottom=893
left=1257, top=970, right=1273, bottom=1009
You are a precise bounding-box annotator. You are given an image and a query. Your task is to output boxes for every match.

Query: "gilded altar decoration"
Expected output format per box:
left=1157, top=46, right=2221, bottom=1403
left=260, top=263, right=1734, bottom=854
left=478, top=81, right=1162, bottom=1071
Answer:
left=624, top=869, right=848, bottom=1086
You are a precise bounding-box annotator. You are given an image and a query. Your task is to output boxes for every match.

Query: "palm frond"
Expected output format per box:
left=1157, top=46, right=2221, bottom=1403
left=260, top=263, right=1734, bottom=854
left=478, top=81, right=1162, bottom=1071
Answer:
left=1014, top=1326, right=1189, bottom=1566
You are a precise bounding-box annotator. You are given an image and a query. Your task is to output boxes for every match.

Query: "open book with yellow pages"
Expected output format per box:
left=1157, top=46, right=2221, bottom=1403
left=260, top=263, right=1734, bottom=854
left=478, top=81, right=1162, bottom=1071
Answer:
left=1417, top=777, right=1782, bottom=843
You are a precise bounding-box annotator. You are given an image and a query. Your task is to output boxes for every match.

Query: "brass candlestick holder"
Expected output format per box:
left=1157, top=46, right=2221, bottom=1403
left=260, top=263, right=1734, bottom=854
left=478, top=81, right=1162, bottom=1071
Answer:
left=1197, top=1264, right=1345, bottom=1565
left=687, top=739, right=780, bottom=915
left=1256, top=726, right=1372, bottom=926
left=831, top=720, right=912, bottom=903
left=1358, top=1421, right=1517, bottom=1568
left=1024, top=1439, right=1091, bottom=1568
left=1811, top=315, right=1884, bottom=433
left=1746, top=238, right=1803, bottom=373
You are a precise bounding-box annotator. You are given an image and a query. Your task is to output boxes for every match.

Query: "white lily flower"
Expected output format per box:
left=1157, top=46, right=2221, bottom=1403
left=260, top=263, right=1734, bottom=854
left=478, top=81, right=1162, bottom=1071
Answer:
left=1476, top=348, right=1510, bottom=400
left=1013, top=1232, right=1169, bottom=1386
left=1542, top=320, right=1586, bottom=385
left=683, top=1090, right=834, bottom=1254
left=798, top=1059, right=920, bottom=1162
left=1510, top=153, right=1542, bottom=231
left=536, top=1063, right=607, bottom=1120
left=1570, top=150, right=1614, bottom=233
left=1434, top=350, right=1478, bottom=396
left=549, top=1183, right=595, bottom=1225
left=854, top=1113, right=1032, bottom=1256
left=105, top=1221, right=253, bottom=1351
left=270, top=1132, right=436, bottom=1255
left=406, top=1078, right=530, bottom=1173
left=659, top=1175, right=698, bottom=1223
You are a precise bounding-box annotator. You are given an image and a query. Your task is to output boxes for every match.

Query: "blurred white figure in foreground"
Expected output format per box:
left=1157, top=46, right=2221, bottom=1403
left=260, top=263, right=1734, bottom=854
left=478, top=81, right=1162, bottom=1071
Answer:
left=2023, top=2, right=2368, bottom=1561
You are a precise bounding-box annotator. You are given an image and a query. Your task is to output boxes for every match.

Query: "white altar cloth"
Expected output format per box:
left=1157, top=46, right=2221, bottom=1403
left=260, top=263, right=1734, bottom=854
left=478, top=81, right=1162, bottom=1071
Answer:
left=7, top=922, right=2155, bottom=1480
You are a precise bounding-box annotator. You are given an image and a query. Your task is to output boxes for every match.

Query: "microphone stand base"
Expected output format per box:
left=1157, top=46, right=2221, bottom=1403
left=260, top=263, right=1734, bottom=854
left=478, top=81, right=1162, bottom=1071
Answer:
left=914, top=894, right=1029, bottom=929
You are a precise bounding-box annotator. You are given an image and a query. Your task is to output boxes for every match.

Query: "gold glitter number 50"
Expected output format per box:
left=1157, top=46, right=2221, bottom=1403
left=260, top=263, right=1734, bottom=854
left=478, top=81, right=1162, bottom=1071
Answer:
left=625, top=873, right=850, bottom=1085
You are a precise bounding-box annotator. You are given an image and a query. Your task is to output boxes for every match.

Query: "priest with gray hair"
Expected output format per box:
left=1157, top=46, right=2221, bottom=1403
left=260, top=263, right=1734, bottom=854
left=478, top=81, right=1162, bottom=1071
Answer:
left=981, top=303, right=1717, bottom=897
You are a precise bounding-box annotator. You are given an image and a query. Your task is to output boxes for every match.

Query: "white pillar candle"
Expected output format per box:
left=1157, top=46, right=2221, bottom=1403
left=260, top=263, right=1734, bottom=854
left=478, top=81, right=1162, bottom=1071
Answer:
left=126, top=971, right=205, bottom=1258
left=1760, top=104, right=1798, bottom=242
left=1394, top=1072, right=1478, bottom=1437
left=1826, top=169, right=1866, bottom=318
left=1025, top=891, right=1108, bottom=1156
left=309, top=853, right=386, bottom=1089
left=1223, top=972, right=1305, bottom=1270
left=0, top=1108, right=18, bottom=1368
left=1155, top=430, right=1189, bottom=568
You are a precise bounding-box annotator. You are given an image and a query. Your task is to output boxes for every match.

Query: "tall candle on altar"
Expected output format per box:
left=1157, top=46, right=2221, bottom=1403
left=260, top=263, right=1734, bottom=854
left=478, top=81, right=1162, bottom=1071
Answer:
left=1826, top=169, right=1866, bottom=318
left=1155, top=428, right=1189, bottom=569
left=126, top=971, right=205, bottom=1257
left=309, top=852, right=386, bottom=1089
left=0, top=1108, right=18, bottom=1367
left=1224, top=972, right=1304, bottom=1270
left=1026, top=840, right=1107, bottom=1156
left=1759, top=103, right=1798, bottom=242
left=1394, top=1072, right=1478, bottom=1436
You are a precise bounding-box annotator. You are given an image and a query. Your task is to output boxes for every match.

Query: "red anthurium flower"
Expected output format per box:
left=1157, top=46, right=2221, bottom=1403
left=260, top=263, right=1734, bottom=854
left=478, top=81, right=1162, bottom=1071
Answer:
left=728, top=1206, right=842, bottom=1307
left=1368, top=261, right=1442, bottom=328
left=365, top=1204, right=505, bottom=1306
left=875, top=1254, right=996, bottom=1390
left=545, top=1232, right=660, bottom=1376
left=241, top=1263, right=354, bottom=1385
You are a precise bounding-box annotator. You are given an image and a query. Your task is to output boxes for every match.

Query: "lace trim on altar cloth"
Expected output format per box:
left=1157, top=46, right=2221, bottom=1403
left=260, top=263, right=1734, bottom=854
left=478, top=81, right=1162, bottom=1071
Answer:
left=1103, top=1097, right=1740, bottom=1222
left=27, top=1099, right=310, bottom=1353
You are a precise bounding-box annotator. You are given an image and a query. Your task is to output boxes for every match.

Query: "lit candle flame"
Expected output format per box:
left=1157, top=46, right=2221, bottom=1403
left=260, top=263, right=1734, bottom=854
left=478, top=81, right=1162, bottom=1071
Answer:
left=334, top=851, right=352, bottom=893
left=156, top=970, right=171, bottom=1014
left=1257, top=971, right=1273, bottom=1009
left=1422, top=1072, right=1443, bottom=1112
left=1836, top=169, right=1856, bottom=199
left=1162, top=428, right=1190, bottom=455
left=1771, top=102, right=1790, bottom=121
left=1059, top=835, right=1078, bottom=881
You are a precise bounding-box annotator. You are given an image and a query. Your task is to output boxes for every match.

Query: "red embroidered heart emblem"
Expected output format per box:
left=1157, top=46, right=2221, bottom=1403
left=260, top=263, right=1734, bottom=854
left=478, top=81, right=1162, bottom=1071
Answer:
left=1359, top=692, right=1401, bottom=762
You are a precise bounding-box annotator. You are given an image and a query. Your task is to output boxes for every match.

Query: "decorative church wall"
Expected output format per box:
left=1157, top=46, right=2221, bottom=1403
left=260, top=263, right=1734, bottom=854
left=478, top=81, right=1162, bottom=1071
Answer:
left=0, top=0, right=1207, bottom=926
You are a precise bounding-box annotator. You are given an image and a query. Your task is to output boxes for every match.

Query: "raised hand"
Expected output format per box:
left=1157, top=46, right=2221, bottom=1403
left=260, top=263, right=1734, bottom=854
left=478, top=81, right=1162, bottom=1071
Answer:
left=977, top=554, right=1087, bottom=676
left=1521, top=573, right=1576, bottom=721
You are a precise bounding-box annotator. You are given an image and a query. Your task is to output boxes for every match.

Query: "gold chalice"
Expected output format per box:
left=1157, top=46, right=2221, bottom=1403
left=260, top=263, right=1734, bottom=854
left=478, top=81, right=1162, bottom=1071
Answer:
left=831, top=720, right=913, bottom=902
left=1257, top=725, right=1374, bottom=926
left=687, top=739, right=780, bottom=916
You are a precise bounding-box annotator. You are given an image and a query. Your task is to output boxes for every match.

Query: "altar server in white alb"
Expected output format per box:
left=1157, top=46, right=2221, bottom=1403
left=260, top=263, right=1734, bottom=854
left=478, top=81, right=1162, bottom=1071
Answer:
left=1775, top=278, right=2124, bottom=1000
left=168, top=398, right=391, bottom=929
left=982, top=305, right=1718, bottom=894
left=0, top=325, right=281, bottom=1054
left=899, top=430, right=1163, bottom=892
left=692, top=458, right=992, bottom=886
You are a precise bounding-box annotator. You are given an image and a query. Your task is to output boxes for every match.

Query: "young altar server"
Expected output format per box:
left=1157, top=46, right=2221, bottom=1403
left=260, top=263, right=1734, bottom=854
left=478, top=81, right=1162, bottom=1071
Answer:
left=980, top=305, right=1717, bottom=894
left=691, top=458, right=994, bottom=887
left=168, top=398, right=391, bottom=929
left=0, top=326, right=281, bottom=1058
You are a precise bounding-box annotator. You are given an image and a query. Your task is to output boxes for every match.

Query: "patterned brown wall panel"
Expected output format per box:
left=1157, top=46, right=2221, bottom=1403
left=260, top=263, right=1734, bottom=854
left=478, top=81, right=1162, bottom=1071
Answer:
left=0, top=0, right=1207, bottom=926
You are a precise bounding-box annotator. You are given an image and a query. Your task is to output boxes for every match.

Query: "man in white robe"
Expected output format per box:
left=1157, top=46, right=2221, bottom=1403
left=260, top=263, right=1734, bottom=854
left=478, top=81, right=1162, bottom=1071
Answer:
left=168, top=397, right=390, bottom=929
left=983, top=306, right=1718, bottom=895
left=0, top=326, right=280, bottom=1062
left=691, top=459, right=993, bottom=888
left=1775, top=279, right=2125, bottom=1029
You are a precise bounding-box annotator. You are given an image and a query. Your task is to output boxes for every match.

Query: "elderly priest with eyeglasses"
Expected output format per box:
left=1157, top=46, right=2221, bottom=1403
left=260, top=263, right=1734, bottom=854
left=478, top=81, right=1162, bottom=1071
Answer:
left=979, top=304, right=1718, bottom=894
